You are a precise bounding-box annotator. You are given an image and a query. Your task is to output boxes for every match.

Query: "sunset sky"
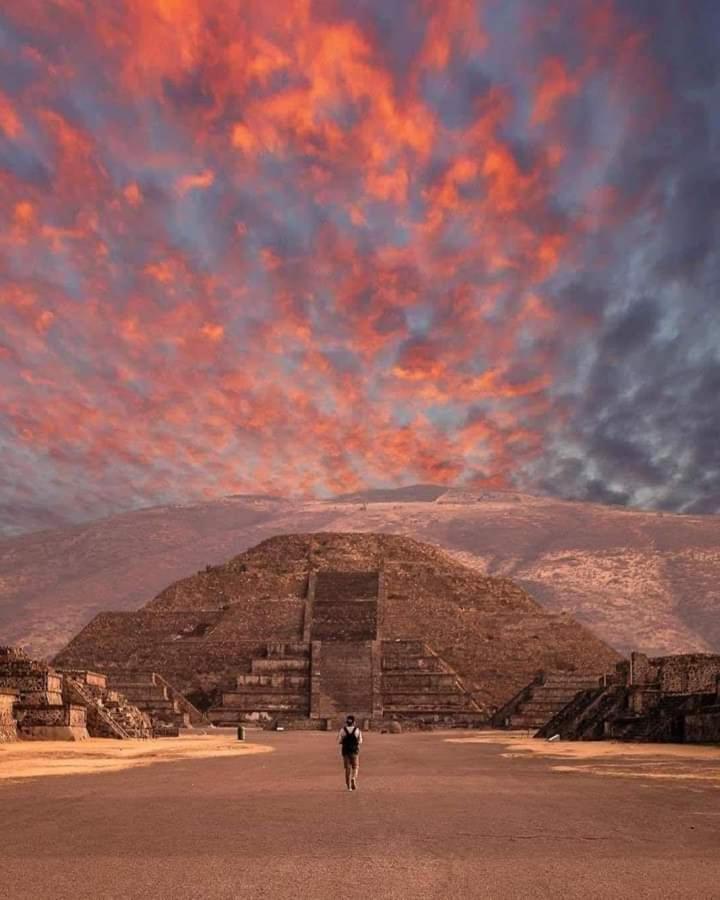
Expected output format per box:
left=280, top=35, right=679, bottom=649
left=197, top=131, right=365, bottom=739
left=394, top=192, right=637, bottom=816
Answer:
left=1, top=1, right=718, bottom=535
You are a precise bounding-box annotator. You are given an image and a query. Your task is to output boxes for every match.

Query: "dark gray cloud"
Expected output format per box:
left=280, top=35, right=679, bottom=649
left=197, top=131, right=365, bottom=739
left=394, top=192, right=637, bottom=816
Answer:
left=529, top=0, right=720, bottom=514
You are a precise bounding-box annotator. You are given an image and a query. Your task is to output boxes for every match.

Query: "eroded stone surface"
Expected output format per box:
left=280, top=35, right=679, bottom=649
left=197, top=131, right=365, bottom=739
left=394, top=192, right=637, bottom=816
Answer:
left=53, top=533, right=620, bottom=726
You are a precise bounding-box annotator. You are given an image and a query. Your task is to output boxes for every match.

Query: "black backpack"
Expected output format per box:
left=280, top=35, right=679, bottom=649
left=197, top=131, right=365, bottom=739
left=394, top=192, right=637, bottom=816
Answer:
left=341, top=725, right=360, bottom=754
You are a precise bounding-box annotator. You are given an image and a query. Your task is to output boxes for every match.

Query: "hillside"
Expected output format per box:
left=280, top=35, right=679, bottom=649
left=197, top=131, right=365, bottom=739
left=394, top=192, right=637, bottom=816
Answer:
left=1, top=489, right=719, bottom=658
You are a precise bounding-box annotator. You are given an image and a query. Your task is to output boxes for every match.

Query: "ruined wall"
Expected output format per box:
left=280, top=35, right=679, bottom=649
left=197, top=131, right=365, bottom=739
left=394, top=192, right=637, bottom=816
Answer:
left=14, top=702, right=88, bottom=741
left=655, top=655, right=720, bottom=693
left=0, top=646, right=64, bottom=704
left=0, top=688, right=18, bottom=742
left=685, top=712, right=720, bottom=743
left=624, top=653, right=720, bottom=693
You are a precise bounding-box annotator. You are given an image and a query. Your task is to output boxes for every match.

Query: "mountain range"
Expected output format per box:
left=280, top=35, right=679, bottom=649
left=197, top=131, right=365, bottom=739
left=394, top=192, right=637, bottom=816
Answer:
left=1, top=486, right=718, bottom=659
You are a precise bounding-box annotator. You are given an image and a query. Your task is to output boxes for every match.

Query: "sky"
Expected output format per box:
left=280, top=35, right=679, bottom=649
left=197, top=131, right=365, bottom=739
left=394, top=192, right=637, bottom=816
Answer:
left=1, top=0, right=719, bottom=536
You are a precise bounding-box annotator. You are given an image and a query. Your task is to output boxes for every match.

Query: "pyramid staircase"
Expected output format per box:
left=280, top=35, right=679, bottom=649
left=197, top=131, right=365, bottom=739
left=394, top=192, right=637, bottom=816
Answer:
left=107, top=672, right=204, bottom=735
left=307, top=569, right=379, bottom=727
left=380, top=641, right=485, bottom=726
left=60, top=670, right=153, bottom=739
left=535, top=686, right=626, bottom=740
left=493, top=672, right=603, bottom=731
left=316, top=640, right=373, bottom=722
left=208, top=643, right=311, bottom=725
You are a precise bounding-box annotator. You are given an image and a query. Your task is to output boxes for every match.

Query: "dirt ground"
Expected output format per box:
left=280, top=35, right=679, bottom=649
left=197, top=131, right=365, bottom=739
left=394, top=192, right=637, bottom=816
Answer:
left=0, top=733, right=271, bottom=780
left=2, top=730, right=720, bottom=899
left=447, top=730, right=720, bottom=786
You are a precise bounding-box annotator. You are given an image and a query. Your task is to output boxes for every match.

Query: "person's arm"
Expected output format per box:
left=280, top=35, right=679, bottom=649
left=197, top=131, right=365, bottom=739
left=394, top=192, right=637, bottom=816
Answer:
left=358, top=729, right=363, bottom=745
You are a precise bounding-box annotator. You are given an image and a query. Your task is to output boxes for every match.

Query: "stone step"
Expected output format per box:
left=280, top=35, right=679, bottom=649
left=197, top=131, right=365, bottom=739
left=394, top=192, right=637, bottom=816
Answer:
left=222, top=691, right=308, bottom=708
left=128, top=698, right=180, bottom=712
left=382, top=673, right=457, bottom=690
left=236, top=673, right=309, bottom=689
left=381, top=641, right=425, bottom=655
left=520, top=699, right=579, bottom=712
left=543, top=675, right=601, bottom=688
left=529, top=688, right=588, bottom=701
left=252, top=658, right=309, bottom=674
left=378, top=710, right=485, bottom=723
left=382, top=657, right=444, bottom=672
left=508, top=717, right=548, bottom=729
left=310, top=600, right=378, bottom=642
left=207, top=708, right=273, bottom=725
left=215, top=698, right=309, bottom=713
left=318, top=639, right=373, bottom=717
left=383, top=693, right=476, bottom=710
left=382, top=704, right=481, bottom=716
left=110, top=685, right=171, bottom=702
left=314, top=571, right=379, bottom=602
left=265, top=642, right=309, bottom=659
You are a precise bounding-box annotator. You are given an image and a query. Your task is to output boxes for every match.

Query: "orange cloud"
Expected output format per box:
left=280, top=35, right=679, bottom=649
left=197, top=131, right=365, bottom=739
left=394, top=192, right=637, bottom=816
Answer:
left=0, top=91, right=22, bottom=138
left=176, top=169, right=215, bottom=195
left=0, top=0, right=667, bottom=532
left=532, top=57, right=581, bottom=125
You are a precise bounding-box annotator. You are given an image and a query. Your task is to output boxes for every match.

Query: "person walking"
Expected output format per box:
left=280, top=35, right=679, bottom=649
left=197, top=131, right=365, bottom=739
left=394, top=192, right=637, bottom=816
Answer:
left=338, top=714, right=362, bottom=791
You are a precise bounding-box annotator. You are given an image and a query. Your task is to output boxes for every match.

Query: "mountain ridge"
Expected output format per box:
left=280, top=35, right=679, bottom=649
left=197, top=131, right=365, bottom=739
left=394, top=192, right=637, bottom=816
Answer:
left=1, top=491, right=718, bottom=659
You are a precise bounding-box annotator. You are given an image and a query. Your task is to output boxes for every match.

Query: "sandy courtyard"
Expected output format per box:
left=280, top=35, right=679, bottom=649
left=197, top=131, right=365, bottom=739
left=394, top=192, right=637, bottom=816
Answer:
left=2, top=730, right=720, bottom=899
left=0, top=732, right=271, bottom=780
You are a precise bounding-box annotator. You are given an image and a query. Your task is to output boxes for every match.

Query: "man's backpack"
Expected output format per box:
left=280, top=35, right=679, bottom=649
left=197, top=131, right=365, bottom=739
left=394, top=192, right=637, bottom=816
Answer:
left=341, top=725, right=360, bottom=755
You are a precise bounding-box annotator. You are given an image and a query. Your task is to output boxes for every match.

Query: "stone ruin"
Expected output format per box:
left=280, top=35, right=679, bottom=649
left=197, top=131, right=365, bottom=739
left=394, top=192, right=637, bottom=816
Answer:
left=8, top=529, right=718, bottom=745
left=53, top=533, right=620, bottom=730
left=0, top=687, right=18, bottom=742
left=0, top=647, right=89, bottom=741
left=0, top=647, right=180, bottom=740
left=498, top=651, right=720, bottom=744
left=105, top=671, right=205, bottom=734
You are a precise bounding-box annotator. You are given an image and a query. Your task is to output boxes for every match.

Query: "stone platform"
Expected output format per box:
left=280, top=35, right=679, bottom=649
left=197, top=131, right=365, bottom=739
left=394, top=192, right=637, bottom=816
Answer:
left=536, top=652, right=720, bottom=743
left=0, top=646, right=88, bottom=741
left=0, top=647, right=156, bottom=741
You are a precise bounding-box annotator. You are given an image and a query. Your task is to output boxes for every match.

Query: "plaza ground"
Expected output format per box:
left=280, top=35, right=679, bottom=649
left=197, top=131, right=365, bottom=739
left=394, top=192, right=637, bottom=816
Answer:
left=1, top=730, right=719, bottom=899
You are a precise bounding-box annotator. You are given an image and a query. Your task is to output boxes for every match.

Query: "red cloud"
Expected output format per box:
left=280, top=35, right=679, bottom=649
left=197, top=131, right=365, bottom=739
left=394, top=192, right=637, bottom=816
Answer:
left=0, top=0, right=663, bottom=527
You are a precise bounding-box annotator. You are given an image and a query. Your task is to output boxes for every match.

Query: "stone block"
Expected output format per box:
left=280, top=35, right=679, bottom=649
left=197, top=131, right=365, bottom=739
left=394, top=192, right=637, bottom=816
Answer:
left=0, top=688, right=18, bottom=742
left=252, top=658, right=308, bottom=673
left=15, top=703, right=88, bottom=741
left=684, top=711, right=720, bottom=743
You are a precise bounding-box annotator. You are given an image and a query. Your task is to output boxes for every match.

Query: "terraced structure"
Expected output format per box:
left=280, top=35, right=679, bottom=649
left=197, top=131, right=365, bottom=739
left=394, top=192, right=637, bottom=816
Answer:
left=54, top=533, right=620, bottom=727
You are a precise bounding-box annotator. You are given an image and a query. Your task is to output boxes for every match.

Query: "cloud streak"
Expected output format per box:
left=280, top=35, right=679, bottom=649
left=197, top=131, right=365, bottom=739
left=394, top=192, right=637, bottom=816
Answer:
left=0, top=0, right=718, bottom=535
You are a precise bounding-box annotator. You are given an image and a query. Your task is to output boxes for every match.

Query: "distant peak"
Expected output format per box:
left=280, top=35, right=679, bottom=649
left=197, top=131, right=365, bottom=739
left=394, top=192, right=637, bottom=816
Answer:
left=330, top=484, right=450, bottom=503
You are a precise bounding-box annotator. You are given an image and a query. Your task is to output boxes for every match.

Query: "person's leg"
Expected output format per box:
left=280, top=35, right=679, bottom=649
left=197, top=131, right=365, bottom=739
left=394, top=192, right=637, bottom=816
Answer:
left=343, top=754, right=352, bottom=789
left=351, top=753, right=359, bottom=789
